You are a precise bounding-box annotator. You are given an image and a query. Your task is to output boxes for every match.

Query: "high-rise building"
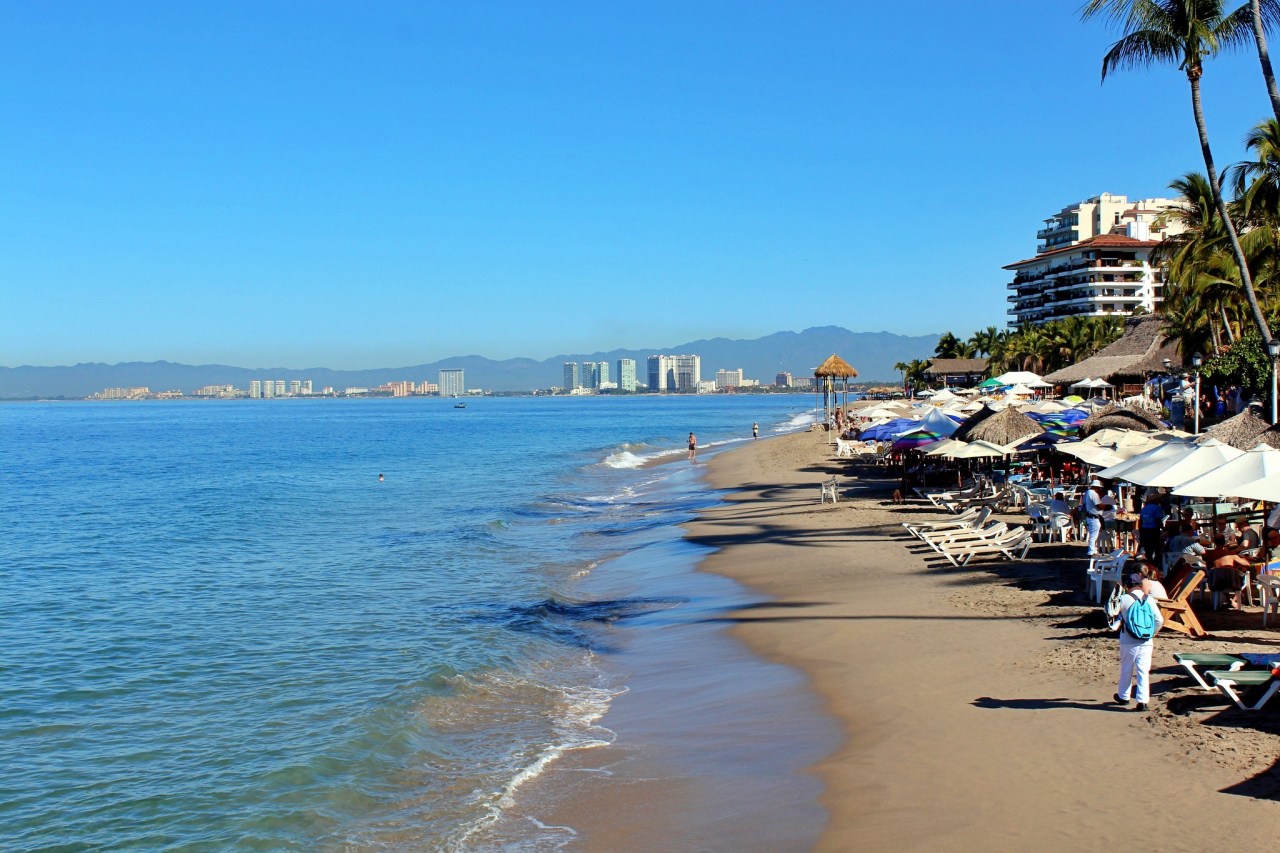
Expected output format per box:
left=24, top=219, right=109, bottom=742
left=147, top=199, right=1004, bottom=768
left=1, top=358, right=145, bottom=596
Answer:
left=647, top=355, right=672, bottom=392
left=672, top=355, right=700, bottom=391
left=274, top=380, right=286, bottom=397
left=563, top=362, right=581, bottom=390
left=775, top=372, right=793, bottom=388
left=289, top=380, right=301, bottom=395
left=646, top=354, right=700, bottom=392
left=591, top=361, right=609, bottom=388
left=262, top=380, right=275, bottom=398
left=1006, top=193, right=1187, bottom=326
left=715, top=368, right=744, bottom=390
left=439, top=369, right=465, bottom=396
left=249, top=380, right=262, bottom=399
left=301, top=380, right=313, bottom=395
left=616, top=358, right=637, bottom=392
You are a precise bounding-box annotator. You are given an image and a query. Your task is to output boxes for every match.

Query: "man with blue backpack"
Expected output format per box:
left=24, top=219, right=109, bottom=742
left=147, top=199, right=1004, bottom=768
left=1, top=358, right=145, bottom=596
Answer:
left=1111, top=571, right=1163, bottom=711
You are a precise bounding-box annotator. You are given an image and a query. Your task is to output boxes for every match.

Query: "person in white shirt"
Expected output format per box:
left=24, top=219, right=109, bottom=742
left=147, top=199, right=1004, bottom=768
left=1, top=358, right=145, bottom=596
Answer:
left=1114, top=571, right=1164, bottom=711
left=1082, top=480, right=1113, bottom=556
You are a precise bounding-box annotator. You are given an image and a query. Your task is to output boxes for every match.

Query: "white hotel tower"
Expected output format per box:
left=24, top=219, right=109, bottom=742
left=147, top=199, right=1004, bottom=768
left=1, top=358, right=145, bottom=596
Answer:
left=1004, top=192, right=1188, bottom=327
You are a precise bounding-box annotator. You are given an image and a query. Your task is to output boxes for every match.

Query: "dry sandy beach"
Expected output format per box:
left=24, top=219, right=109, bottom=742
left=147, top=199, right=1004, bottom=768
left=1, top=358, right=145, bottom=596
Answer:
left=554, top=428, right=1280, bottom=850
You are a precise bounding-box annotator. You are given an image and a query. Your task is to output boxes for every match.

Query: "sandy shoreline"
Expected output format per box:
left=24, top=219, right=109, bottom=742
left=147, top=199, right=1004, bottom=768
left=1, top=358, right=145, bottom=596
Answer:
left=540, top=428, right=1280, bottom=849
left=550, top=427, right=1280, bottom=845
left=691, top=428, right=1280, bottom=849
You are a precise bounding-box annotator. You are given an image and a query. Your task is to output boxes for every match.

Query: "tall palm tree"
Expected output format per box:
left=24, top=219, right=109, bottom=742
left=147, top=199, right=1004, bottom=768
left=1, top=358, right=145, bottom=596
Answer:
left=1081, top=0, right=1274, bottom=344
left=934, top=331, right=963, bottom=358
left=1243, top=0, right=1280, bottom=125
left=1154, top=171, right=1243, bottom=346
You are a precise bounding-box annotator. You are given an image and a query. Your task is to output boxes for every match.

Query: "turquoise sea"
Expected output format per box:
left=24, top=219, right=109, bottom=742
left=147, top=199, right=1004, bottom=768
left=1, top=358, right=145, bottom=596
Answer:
left=1, top=395, right=824, bottom=850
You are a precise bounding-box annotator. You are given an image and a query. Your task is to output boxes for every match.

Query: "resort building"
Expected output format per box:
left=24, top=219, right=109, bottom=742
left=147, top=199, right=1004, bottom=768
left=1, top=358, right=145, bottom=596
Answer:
left=775, top=372, right=793, bottom=388
left=438, top=369, right=465, bottom=397
left=249, top=380, right=261, bottom=399
left=616, top=358, right=637, bottom=392
left=1006, top=193, right=1187, bottom=327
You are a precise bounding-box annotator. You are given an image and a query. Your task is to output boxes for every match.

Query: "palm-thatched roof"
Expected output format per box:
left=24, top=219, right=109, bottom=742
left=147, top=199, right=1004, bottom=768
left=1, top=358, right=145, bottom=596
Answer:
left=924, top=357, right=988, bottom=377
left=1078, top=403, right=1167, bottom=437
left=1043, top=316, right=1181, bottom=385
left=814, top=354, right=858, bottom=378
left=959, top=406, right=1045, bottom=446
left=951, top=404, right=998, bottom=442
left=1200, top=409, right=1271, bottom=450
left=1258, top=424, right=1280, bottom=449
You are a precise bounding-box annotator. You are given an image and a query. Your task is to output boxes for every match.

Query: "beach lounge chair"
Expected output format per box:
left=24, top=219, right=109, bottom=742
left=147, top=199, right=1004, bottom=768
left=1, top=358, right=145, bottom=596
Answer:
left=1157, top=569, right=1208, bottom=638
left=919, top=521, right=1008, bottom=552
left=1173, top=653, right=1247, bottom=691
left=923, top=479, right=988, bottom=509
left=1205, top=669, right=1280, bottom=711
left=834, top=438, right=854, bottom=458
left=902, top=507, right=991, bottom=540
left=936, top=527, right=1031, bottom=567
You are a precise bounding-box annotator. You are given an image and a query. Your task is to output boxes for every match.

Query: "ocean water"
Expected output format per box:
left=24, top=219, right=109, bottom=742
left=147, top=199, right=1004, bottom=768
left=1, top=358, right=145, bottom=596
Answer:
left=0, top=394, right=820, bottom=850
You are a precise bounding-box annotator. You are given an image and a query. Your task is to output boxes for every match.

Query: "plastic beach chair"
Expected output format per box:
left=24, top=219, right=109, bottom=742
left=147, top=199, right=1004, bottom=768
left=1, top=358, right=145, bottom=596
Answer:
left=820, top=476, right=840, bottom=504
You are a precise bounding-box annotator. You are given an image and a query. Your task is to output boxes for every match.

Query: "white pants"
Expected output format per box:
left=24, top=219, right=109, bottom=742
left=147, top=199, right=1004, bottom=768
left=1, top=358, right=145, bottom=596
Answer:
left=1085, top=517, right=1102, bottom=554
left=1118, top=638, right=1154, bottom=702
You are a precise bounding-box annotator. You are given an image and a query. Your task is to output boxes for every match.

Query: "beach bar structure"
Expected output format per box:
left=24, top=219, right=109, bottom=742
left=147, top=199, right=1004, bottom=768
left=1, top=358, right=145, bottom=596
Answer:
left=924, top=357, right=989, bottom=390
left=814, top=354, right=858, bottom=428
left=1043, top=315, right=1181, bottom=396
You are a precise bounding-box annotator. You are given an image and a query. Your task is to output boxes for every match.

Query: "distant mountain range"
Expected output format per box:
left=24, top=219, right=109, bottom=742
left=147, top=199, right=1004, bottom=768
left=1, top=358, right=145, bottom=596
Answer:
left=0, top=326, right=940, bottom=398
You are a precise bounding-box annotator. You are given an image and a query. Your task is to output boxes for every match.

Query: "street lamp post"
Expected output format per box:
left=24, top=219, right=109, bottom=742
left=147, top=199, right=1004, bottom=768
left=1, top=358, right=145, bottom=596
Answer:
left=1190, top=352, right=1202, bottom=434
left=1268, top=339, right=1280, bottom=424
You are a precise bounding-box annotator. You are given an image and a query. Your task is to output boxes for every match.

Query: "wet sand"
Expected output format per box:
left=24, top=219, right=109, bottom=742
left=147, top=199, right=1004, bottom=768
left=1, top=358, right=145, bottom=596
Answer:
left=545, top=429, right=1280, bottom=849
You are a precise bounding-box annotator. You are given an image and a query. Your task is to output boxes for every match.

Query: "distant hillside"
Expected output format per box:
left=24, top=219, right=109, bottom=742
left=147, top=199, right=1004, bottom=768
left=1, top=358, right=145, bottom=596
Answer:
left=0, top=326, right=939, bottom=398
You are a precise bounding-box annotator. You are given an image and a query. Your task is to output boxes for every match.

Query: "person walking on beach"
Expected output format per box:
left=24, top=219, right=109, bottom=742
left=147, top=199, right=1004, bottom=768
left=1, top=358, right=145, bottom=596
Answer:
left=752, top=422, right=759, bottom=439
left=1112, top=571, right=1163, bottom=711
left=688, top=432, right=697, bottom=462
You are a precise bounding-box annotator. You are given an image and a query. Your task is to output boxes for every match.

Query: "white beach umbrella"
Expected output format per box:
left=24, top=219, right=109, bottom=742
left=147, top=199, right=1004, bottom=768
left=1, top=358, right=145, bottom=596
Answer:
left=1095, top=438, right=1193, bottom=482
left=1171, top=443, right=1280, bottom=501
left=940, top=440, right=1013, bottom=460
left=994, top=370, right=1052, bottom=387
left=924, top=438, right=964, bottom=456
left=1119, top=438, right=1242, bottom=488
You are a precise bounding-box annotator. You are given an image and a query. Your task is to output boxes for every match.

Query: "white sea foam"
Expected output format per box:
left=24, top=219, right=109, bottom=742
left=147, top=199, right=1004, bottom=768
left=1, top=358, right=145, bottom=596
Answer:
left=778, top=409, right=821, bottom=431
left=446, top=678, right=626, bottom=850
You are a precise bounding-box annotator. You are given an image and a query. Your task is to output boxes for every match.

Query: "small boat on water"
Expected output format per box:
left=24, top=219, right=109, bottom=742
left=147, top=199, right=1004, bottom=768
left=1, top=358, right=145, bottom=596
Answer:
left=454, top=402, right=466, bottom=409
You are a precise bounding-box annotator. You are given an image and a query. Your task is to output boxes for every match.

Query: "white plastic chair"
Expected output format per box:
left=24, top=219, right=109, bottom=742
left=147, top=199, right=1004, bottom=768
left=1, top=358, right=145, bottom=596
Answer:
left=1049, top=513, right=1074, bottom=543
left=1257, top=575, right=1280, bottom=627
left=820, top=477, right=840, bottom=504
left=1087, top=550, right=1128, bottom=603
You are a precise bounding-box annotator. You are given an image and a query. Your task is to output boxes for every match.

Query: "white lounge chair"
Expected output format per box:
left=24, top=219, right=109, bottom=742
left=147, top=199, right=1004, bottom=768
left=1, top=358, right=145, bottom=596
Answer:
left=902, top=507, right=991, bottom=540
left=936, top=527, right=1032, bottom=567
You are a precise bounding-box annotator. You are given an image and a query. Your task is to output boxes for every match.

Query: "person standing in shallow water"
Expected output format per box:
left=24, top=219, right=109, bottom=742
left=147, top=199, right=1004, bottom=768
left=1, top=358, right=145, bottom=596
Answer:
left=752, top=422, right=759, bottom=439
left=688, top=432, right=697, bottom=462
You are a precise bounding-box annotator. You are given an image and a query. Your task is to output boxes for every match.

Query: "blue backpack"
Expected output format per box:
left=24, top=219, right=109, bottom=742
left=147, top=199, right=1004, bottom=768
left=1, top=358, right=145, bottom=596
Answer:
left=1120, top=592, right=1158, bottom=640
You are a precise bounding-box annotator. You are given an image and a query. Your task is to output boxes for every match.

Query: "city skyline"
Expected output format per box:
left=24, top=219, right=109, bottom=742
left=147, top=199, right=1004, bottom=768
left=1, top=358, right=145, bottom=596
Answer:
left=4, top=4, right=1274, bottom=369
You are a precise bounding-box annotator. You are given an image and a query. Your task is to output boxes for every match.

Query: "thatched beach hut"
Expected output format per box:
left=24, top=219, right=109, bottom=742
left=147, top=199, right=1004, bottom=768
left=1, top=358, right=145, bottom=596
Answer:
left=1043, top=315, right=1181, bottom=395
left=1079, top=403, right=1166, bottom=437
left=951, top=404, right=998, bottom=442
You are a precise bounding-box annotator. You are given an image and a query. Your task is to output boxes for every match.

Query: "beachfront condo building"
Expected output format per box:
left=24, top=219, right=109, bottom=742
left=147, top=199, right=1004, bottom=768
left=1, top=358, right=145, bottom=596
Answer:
left=775, top=372, right=793, bottom=388
left=616, top=358, right=637, bottom=392
left=582, top=361, right=609, bottom=389
left=439, top=369, right=465, bottom=396
left=563, top=362, right=581, bottom=390
left=647, top=354, right=701, bottom=392
left=715, top=369, right=744, bottom=390
left=1005, top=193, right=1187, bottom=327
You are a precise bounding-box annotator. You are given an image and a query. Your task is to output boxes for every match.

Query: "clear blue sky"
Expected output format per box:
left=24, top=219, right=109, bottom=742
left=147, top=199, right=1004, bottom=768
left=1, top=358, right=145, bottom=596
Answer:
left=2, top=1, right=1273, bottom=369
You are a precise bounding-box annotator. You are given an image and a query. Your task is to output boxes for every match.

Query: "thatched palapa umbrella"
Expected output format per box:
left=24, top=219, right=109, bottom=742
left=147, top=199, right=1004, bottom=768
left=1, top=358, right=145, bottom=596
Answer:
left=962, top=406, right=1045, bottom=447
left=814, top=354, right=858, bottom=429
left=950, top=404, right=999, bottom=442
left=1201, top=409, right=1273, bottom=450
left=1078, top=403, right=1166, bottom=438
